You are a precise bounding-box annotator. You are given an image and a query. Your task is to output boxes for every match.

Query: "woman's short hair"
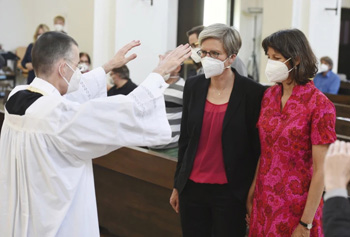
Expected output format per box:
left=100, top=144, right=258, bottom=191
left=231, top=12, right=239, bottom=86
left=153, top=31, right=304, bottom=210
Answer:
left=79, top=52, right=91, bottom=65
left=33, top=24, right=50, bottom=42
left=198, top=23, right=242, bottom=56
left=320, top=56, right=333, bottom=69
left=262, top=29, right=318, bottom=85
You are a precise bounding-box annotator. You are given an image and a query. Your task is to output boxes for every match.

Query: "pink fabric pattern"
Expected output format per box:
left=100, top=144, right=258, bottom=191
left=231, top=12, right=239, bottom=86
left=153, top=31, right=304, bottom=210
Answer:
left=249, top=81, right=336, bottom=236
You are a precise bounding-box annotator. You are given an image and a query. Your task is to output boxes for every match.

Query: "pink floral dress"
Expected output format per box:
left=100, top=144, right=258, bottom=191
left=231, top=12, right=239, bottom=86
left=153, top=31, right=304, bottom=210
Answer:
left=249, top=81, right=337, bottom=236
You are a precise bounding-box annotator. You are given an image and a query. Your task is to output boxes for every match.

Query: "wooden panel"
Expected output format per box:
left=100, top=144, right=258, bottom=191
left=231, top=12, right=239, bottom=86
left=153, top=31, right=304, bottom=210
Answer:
left=336, top=118, right=350, bottom=137
left=93, top=147, right=177, bottom=189
left=94, top=160, right=181, bottom=237
left=334, top=103, right=350, bottom=118
left=325, top=93, right=350, bottom=105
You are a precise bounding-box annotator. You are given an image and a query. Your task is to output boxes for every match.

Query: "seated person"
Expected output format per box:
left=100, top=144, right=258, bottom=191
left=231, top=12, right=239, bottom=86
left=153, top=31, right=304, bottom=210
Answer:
left=107, top=65, right=137, bottom=96
left=323, top=140, right=350, bottom=236
left=314, top=56, right=340, bottom=94
left=79, top=52, right=91, bottom=73
left=148, top=51, right=185, bottom=158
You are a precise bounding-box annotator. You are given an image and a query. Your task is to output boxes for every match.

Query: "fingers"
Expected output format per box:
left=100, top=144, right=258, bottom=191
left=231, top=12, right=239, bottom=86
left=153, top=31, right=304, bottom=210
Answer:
left=124, top=53, right=137, bottom=64
left=168, top=44, right=191, bottom=61
left=119, top=40, right=141, bottom=55
left=326, top=141, right=336, bottom=157
left=340, top=140, right=346, bottom=154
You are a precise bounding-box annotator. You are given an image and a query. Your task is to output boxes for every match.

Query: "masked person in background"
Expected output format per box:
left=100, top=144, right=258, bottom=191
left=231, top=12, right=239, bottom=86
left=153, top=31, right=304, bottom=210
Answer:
left=79, top=52, right=91, bottom=73
left=313, top=56, right=340, bottom=94
left=187, top=25, right=248, bottom=77
left=21, top=24, right=50, bottom=84
left=54, top=15, right=66, bottom=34
left=0, top=31, right=191, bottom=237
left=247, top=29, right=337, bottom=236
left=170, top=23, right=265, bottom=237
left=148, top=51, right=185, bottom=158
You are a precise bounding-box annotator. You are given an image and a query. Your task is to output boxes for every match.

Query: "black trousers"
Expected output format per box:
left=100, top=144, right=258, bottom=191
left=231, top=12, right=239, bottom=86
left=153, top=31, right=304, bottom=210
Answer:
left=179, top=180, right=246, bottom=237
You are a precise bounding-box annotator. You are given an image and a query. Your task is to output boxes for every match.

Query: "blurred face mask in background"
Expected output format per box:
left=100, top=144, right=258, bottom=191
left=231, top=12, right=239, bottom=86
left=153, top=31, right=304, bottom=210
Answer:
left=54, top=24, right=64, bottom=32
left=190, top=47, right=202, bottom=63
left=319, top=63, right=329, bottom=73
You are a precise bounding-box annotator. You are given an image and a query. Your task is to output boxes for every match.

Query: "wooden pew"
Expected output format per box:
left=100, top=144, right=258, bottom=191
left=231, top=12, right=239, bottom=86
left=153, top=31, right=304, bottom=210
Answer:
left=325, top=93, right=350, bottom=142
left=339, top=81, right=350, bottom=95
left=93, top=148, right=181, bottom=237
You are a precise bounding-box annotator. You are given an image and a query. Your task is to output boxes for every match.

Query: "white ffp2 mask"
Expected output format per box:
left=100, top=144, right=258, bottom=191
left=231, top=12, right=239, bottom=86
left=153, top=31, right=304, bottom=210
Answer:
left=265, top=58, right=294, bottom=83
left=60, top=63, right=82, bottom=94
left=201, top=57, right=230, bottom=79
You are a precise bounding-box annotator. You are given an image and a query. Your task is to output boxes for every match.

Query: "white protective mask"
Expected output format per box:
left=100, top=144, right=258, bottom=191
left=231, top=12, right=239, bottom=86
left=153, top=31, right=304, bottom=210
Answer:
left=265, top=58, right=294, bottom=83
left=319, top=63, right=329, bottom=73
left=78, top=63, right=89, bottom=73
left=60, top=62, right=82, bottom=94
left=190, top=47, right=202, bottom=63
left=54, top=24, right=64, bottom=32
left=201, top=56, right=231, bottom=79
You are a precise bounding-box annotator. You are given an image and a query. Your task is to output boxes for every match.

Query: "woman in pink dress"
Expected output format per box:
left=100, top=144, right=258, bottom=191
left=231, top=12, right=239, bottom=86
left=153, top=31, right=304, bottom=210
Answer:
left=247, top=29, right=337, bottom=236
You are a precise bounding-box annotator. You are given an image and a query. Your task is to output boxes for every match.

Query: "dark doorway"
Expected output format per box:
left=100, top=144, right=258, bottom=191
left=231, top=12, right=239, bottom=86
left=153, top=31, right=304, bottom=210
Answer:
left=177, top=0, right=205, bottom=46
left=338, top=8, right=350, bottom=79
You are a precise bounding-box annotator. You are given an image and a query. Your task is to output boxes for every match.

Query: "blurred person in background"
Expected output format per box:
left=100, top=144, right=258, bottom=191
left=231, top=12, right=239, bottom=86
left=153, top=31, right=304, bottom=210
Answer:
left=21, top=24, right=50, bottom=84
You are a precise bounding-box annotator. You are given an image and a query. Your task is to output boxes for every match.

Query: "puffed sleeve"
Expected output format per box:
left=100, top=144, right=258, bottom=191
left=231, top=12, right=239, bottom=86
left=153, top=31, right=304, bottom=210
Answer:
left=55, top=73, right=171, bottom=160
left=310, top=93, right=337, bottom=145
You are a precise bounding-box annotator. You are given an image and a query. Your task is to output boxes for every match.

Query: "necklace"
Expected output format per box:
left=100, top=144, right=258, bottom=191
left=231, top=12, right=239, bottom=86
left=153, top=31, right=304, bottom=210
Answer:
left=213, top=86, right=225, bottom=96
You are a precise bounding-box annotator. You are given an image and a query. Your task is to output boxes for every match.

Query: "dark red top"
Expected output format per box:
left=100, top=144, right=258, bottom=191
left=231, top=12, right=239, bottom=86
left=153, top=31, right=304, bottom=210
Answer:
left=189, top=100, right=228, bottom=184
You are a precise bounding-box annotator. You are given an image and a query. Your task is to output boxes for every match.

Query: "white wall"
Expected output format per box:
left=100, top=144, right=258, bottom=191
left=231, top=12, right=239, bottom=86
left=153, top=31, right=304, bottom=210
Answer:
left=236, top=0, right=263, bottom=79
left=0, top=0, right=94, bottom=60
left=114, top=0, right=178, bottom=84
left=92, top=0, right=116, bottom=69
left=308, top=0, right=341, bottom=72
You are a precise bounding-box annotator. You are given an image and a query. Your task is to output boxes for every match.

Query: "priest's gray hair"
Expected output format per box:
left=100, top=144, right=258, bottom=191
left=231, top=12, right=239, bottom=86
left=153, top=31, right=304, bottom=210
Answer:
left=198, top=23, right=242, bottom=56
left=32, top=31, right=78, bottom=77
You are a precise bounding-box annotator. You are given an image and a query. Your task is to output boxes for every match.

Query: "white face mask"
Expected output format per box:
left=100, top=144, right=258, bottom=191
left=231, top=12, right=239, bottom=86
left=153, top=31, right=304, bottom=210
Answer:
left=265, top=58, right=294, bottom=83
left=60, top=62, right=82, bottom=94
left=190, top=47, right=202, bottom=63
left=78, top=63, right=89, bottom=73
left=201, top=56, right=230, bottom=79
left=54, top=24, right=64, bottom=32
left=319, top=63, right=329, bottom=73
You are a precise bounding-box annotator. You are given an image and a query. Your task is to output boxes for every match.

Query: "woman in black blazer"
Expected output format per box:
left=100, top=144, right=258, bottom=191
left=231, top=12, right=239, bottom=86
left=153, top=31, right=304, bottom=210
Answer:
left=169, top=23, right=265, bottom=237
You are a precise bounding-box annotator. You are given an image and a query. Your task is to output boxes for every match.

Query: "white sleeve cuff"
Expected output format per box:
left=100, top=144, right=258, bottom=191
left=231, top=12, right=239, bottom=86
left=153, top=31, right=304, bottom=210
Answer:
left=324, top=188, right=348, bottom=201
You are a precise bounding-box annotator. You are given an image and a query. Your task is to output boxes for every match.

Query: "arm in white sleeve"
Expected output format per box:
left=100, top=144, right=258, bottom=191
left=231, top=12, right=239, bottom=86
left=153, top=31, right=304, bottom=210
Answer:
left=64, top=67, right=107, bottom=103
left=56, top=73, right=171, bottom=160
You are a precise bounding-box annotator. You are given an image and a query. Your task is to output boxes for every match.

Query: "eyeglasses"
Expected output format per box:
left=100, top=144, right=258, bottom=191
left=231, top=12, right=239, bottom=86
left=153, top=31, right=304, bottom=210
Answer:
left=197, top=50, right=221, bottom=59
left=190, top=42, right=199, bottom=48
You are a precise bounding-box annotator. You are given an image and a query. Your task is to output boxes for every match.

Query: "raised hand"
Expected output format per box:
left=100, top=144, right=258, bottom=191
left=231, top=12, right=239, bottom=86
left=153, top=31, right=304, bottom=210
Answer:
left=102, top=40, right=141, bottom=73
left=324, top=140, right=350, bottom=192
left=153, top=44, right=191, bottom=77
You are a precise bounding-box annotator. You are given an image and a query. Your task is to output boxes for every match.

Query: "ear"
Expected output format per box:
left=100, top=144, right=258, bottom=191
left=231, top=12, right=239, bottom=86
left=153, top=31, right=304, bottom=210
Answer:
left=228, top=54, right=236, bottom=65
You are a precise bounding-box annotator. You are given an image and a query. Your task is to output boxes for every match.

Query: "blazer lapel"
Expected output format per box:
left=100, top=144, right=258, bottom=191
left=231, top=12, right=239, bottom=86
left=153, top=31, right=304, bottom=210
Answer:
left=223, top=72, right=245, bottom=130
left=192, top=77, right=210, bottom=134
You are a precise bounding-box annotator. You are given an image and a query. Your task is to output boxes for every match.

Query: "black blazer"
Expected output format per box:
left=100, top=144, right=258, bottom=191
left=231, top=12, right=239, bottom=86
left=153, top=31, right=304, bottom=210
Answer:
left=323, top=197, right=350, bottom=236
left=174, top=68, right=266, bottom=203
